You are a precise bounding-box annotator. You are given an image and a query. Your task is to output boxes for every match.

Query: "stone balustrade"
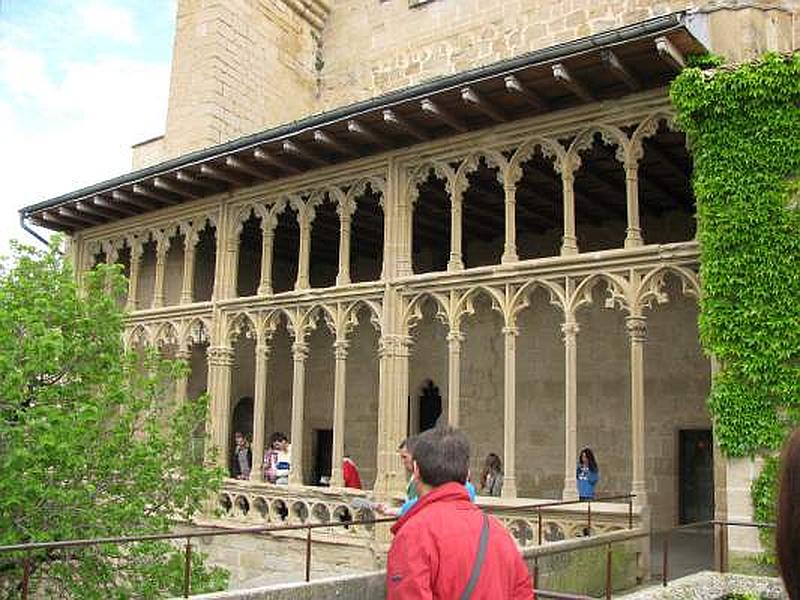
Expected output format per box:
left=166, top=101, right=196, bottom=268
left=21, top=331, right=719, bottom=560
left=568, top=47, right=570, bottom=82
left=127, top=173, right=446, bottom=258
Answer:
left=207, top=482, right=640, bottom=551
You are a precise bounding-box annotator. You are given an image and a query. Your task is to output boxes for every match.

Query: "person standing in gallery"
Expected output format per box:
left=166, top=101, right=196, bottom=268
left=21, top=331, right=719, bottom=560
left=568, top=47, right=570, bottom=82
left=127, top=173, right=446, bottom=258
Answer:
left=480, top=452, right=504, bottom=497
left=576, top=447, right=599, bottom=500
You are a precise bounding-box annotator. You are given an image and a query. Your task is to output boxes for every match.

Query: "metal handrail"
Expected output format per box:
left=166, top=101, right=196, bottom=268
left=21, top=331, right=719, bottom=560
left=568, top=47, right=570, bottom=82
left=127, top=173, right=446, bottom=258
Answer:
left=1, top=515, right=398, bottom=598
left=487, top=494, right=637, bottom=545
left=531, top=519, right=777, bottom=599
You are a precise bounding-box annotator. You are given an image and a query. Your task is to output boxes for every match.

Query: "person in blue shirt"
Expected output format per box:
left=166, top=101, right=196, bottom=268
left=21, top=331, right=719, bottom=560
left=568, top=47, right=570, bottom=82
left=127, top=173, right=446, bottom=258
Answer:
left=576, top=447, right=599, bottom=501
left=398, top=479, right=476, bottom=516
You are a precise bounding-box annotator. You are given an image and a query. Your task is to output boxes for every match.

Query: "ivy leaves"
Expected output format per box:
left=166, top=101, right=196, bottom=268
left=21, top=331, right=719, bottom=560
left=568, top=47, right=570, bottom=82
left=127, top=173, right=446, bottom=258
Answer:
left=671, top=52, right=800, bottom=547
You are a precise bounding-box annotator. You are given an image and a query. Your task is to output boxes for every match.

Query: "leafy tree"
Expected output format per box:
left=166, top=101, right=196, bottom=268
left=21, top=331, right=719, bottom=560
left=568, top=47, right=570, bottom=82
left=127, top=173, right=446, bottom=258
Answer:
left=0, top=240, right=228, bottom=598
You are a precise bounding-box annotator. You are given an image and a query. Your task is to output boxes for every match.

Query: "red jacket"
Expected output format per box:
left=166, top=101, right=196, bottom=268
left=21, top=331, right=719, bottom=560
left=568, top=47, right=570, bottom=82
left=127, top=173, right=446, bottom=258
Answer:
left=343, top=457, right=362, bottom=489
left=386, top=482, right=533, bottom=600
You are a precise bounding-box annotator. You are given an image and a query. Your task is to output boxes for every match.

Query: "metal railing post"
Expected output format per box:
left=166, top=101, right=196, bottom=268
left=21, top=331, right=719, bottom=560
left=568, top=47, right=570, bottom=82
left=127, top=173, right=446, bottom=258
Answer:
left=604, top=543, right=612, bottom=600
left=183, top=537, right=192, bottom=598
left=533, top=556, right=539, bottom=590
left=305, top=525, right=312, bottom=582
left=21, top=550, right=31, bottom=600
left=662, top=535, right=669, bottom=587
left=537, top=508, right=543, bottom=545
left=718, top=522, right=726, bottom=574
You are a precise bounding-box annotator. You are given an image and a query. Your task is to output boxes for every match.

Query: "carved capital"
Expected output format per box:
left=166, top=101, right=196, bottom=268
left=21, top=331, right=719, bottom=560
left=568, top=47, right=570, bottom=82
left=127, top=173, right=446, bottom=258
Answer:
left=333, top=339, right=349, bottom=360
left=255, top=343, right=271, bottom=360
left=207, top=345, right=235, bottom=367
left=625, top=316, right=647, bottom=342
left=292, top=341, right=309, bottom=361
left=446, top=330, right=464, bottom=344
left=501, top=325, right=519, bottom=337
left=560, top=321, right=580, bottom=340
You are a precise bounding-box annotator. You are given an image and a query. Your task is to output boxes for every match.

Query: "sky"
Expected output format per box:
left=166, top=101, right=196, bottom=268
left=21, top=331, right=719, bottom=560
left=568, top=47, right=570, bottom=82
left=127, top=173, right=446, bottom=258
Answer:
left=0, top=0, right=177, bottom=256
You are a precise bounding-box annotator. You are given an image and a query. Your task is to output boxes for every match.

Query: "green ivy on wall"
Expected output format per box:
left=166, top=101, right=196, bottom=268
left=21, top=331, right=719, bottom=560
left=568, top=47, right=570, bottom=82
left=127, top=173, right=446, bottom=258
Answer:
left=670, top=53, right=800, bottom=534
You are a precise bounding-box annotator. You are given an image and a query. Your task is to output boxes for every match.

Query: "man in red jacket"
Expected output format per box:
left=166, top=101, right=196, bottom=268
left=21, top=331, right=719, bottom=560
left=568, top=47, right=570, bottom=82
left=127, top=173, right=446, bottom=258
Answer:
left=386, top=426, right=533, bottom=599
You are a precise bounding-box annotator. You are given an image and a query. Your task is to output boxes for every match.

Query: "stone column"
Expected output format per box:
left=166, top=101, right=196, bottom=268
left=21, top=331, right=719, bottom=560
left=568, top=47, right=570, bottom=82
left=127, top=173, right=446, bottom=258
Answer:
left=446, top=328, right=463, bottom=427
left=562, top=319, right=580, bottom=499
left=336, top=201, right=355, bottom=286
left=501, top=180, right=519, bottom=263
left=152, top=235, right=169, bottom=309
left=289, top=340, right=309, bottom=485
left=125, top=241, right=142, bottom=311
left=295, top=208, right=314, bottom=290
left=626, top=315, right=648, bottom=507
left=502, top=325, right=518, bottom=498
left=257, top=222, right=275, bottom=296
left=174, top=347, right=192, bottom=404
left=330, top=339, right=349, bottom=487
left=226, top=236, right=240, bottom=298
left=447, top=191, right=464, bottom=271
left=374, top=336, right=394, bottom=494
left=560, top=168, right=578, bottom=256
left=207, top=346, right=235, bottom=470
left=180, top=231, right=198, bottom=304
left=251, top=342, right=270, bottom=481
left=624, top=163, right=644, bottom=248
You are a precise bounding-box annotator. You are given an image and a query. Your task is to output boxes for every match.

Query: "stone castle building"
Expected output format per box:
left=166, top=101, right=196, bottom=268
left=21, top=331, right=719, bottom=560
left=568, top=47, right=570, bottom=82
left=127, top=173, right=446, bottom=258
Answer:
left=21, top=0, right=800, bottom=568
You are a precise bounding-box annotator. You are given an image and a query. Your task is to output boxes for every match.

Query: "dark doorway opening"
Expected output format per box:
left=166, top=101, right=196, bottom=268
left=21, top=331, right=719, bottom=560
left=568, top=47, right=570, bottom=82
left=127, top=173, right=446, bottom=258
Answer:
left=313, top=428, right=333, bottom=486
left=419, top=380, right=442, bottom=432
left=679, top=429, right=714, bottom=524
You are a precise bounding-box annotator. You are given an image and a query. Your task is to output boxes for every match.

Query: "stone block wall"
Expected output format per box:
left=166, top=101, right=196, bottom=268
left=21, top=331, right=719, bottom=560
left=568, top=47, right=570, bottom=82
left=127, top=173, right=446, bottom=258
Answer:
left=161, top=0, right=320, bottom=160
left=140, top=0, right=799, bottom=166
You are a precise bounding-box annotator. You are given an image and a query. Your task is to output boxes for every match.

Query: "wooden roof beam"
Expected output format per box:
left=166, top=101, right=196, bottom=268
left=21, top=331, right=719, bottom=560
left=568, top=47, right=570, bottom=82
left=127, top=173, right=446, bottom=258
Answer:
left=252, top=148, right=301, bottom=175
left=30, top=214, right=68, bottom=232
left=283, top=140, right=328, bottom=166
left=382, top=109, right=430, bottom=142
left=176, top=170, right=224, bottom=192
left=461, top=86, right=506, bottom=123
left=200, top=164, right=252, bottom=186
left=113, top=190, right=158, bottom=210
left=655, top=36, right=686, bottom=72
left=41, top=211, right=80, bottom=229
left=153, top=177, right=201, bottom=199
left=420, top=99, right=468, bottom=133
left=94, top=195, right=137, bottom=216
left=313, top=130, right=359, bottom=158
left=224, top=156, right=272, bottom=180
left=552, top=63, right=594, bottom=102
left=347, top=119, right=391, bottom=149
left=601, top=50, right=640, bottom=91
left=75, top=200, right=124, bottom=219
left=59, top=206, right=103, bottom=226
left=132, top=184, right=181, bottom=205
left=504, top=75, right=548, bottom=111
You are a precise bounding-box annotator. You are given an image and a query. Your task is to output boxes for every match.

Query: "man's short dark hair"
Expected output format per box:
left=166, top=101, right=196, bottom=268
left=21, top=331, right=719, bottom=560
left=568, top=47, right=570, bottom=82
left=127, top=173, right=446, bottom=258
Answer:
left=270, top=432, right=287, bottom=445
left=413, top=426, right=469, bottom=487
left=398, top=436, right=418, bottom=453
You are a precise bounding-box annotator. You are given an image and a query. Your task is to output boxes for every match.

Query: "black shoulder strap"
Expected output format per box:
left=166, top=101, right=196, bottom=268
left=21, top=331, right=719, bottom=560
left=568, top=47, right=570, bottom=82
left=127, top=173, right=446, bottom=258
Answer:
left=460, top=513, right=490, bottom=600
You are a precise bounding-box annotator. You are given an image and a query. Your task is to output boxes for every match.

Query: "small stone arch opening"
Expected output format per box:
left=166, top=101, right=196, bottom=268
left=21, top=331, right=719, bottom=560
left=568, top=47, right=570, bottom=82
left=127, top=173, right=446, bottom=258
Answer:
left=515, top=148, right=562, bottom=260
left=272, top=203, right=299, bottom=293
left=569, top=131, right=627, bottom=252
left=309, top=194, right=339, bottom=289
left=350, top=183, right=384, bottom=283
left=462, top=157, right=504, bottom=268
left=291, top=501, right=310, bottom=523
left=219, top=494, right=233, bottom=514
left=412, top=168, right=450, bottom=274
left=271, top=499, right=289, bottom=522
left=235, top=495, right=250, bottom=516
left=311, top=503, right=331, bottom=524
left=253, top=497, right=269, bottom=520
left=237, top=213, right=263, bottom=297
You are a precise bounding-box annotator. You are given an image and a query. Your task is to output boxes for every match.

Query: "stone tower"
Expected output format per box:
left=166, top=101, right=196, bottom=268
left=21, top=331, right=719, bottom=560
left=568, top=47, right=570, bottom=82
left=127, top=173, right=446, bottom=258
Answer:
left=142, top=0, right=328, bottom=165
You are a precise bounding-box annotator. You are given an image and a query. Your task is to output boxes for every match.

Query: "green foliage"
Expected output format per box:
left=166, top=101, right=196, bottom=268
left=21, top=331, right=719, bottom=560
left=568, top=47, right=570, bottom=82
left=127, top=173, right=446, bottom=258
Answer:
left=671, top=52, right=800, bottom=548
left=0, top=240, right=228, bottom=598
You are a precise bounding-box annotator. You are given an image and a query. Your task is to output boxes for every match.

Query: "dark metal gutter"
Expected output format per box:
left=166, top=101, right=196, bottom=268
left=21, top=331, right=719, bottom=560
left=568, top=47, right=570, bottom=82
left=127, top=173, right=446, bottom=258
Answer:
left=20, top=11, right=702, bottom=218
